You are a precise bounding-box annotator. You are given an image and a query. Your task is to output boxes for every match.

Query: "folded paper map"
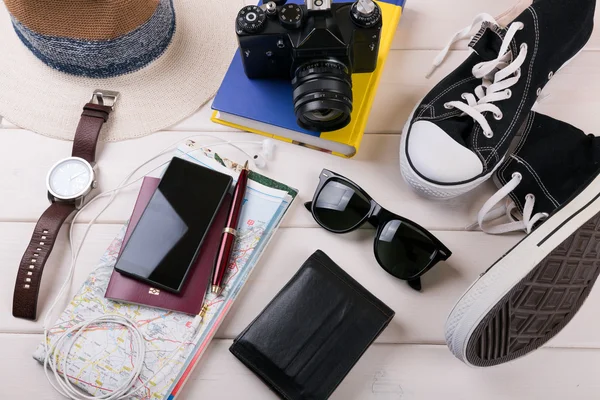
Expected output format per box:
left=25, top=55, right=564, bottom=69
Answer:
left=33, top=144, right=298, bottom=400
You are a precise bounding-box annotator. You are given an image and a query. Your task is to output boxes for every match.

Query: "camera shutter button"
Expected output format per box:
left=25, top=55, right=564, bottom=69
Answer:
left=265, top=2, right=277, bottom=16
left=237, top=5, right=267, bottom=33
left=279, top=4, right=303, bottom=30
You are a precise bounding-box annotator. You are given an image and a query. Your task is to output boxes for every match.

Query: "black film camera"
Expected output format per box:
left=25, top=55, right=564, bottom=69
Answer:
left=235, top=0, right=383, bottom=132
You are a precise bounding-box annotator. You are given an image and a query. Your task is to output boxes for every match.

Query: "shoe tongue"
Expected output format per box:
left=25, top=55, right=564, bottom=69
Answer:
left=429, top=23, right=510, bottom=155
left=496, top=114, right=600, bottom=218
left=469, top=22, right=507, bottom=61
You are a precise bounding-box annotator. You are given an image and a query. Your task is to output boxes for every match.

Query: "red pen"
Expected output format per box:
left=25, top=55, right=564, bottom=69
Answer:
left=211, top=161, right=250, bottom=295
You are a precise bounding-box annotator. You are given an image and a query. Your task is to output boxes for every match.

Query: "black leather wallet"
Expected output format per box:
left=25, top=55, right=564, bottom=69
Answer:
left=230, top=250, right=395, bottom=400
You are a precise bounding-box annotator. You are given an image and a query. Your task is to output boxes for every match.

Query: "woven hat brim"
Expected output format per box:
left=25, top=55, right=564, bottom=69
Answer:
left=0, top=0, right=244, bottom=141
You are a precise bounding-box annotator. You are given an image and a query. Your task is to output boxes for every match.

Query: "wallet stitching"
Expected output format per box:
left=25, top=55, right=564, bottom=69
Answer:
left=231, top=343, right=295, bottom=400
left=314, top=255, right=394, bottom=320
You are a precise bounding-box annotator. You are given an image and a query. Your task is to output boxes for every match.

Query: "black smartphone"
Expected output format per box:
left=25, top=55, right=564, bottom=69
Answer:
left=114, top=157, right=232, bottom=293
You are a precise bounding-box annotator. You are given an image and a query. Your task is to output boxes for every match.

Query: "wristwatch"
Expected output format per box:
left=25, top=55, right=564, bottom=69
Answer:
left=12, top=90, right=119, bottom=321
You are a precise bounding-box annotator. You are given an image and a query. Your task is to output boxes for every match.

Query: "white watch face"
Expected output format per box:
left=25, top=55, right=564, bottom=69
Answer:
left=47, top=157, right=94, bottom=200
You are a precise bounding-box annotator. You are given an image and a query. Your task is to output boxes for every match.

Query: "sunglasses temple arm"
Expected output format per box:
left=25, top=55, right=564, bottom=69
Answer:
left=407, top=277, right=422, bottom=292
left=438, top=245, right=452, bottom=260
left=429, top=235, right=452, bottom=260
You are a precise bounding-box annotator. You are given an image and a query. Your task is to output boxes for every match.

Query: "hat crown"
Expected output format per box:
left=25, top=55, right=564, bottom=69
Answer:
left=5, top=0, right=160, bottom=40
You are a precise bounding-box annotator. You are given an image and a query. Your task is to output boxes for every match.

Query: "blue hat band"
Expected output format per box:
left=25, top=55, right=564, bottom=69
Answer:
left=11, top=0, right=176, bottom=79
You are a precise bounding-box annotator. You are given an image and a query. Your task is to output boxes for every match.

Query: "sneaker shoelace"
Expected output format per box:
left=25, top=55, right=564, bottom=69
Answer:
left=427, top=14, right=527, bottom=138
left=469, top=171, right=549, bottom=234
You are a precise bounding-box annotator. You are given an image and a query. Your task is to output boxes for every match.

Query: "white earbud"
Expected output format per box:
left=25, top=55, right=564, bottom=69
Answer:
left=262, top=139, right=276, bottom=159
left=253, top=154, right=267, bottom=169
left=252, top=139, right=276, bottom=169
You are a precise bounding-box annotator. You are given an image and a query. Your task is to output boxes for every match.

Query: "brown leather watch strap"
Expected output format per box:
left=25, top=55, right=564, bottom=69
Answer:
left=13, top=202, right=76, bottom=320
left=71, top=103, right=112, bottom=164
left=13, top=93, right=116, bottom=321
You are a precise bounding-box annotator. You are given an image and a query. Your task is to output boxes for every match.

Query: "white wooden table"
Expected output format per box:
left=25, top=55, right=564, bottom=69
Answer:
left=2, top=1, right=600, bottom=398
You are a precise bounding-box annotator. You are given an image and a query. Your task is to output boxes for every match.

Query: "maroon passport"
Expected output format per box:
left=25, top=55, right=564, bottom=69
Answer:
left=105, top=176, right=231, bottom=315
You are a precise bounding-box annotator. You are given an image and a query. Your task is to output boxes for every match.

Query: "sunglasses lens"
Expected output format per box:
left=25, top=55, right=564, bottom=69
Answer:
left=375, top=220, right=438, bottom=280
left=313, top=180, right=371, bottom=231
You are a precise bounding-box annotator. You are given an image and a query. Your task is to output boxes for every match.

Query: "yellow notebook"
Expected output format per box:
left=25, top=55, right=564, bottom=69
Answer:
left=211, top=0, right=404, bottom=158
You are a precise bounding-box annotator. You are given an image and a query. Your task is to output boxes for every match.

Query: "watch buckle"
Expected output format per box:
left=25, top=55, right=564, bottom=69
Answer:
left=89, top=89, right=120, bottom=109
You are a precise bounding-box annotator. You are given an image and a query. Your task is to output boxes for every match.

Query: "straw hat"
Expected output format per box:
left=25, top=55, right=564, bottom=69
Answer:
left=0, top=0, right=244, bottom=141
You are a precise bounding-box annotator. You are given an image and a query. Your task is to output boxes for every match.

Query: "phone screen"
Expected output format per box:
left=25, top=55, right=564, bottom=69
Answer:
left=114, top=157, right=232, bottom=293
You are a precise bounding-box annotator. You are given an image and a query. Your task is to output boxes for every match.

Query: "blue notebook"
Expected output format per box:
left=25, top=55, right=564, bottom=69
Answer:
left=211, top=0, right=406, bottom=157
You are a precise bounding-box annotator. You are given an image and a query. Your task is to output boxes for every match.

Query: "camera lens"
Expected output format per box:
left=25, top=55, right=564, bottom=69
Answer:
left=292, top=60, right=353, bottom=132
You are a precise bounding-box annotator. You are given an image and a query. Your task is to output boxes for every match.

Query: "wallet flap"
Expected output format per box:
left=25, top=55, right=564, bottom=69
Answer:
left=230, top=341, right=305, bottom=400
left=230, top=250, right=394, bottom=400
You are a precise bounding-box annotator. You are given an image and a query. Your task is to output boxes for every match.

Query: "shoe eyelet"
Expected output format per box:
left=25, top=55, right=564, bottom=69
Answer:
left=493, top=112, right=503, bottom=120
left=484, top=131, right=494, bottom=138
left=444, top=103, right=453, bottom=109
left=542, top=212, right=550, bottom=218
left=520, top=43, right=528, bottom=52
left=548, top=71, right=554, bottom=79
left=461, top=93, right=468, bottom=100
left=512, top=172, right=523, bottom=181
left=526, top=193, right=535, bottom=201
left=516, top=22, right=525, bottom=30
left=536, top=88, right=542, bottom=96
left=505, top=89, right=512, bottom=98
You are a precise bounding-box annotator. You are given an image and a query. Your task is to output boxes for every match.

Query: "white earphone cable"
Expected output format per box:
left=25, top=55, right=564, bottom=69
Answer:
left=42, top=136, right=270, bottom=399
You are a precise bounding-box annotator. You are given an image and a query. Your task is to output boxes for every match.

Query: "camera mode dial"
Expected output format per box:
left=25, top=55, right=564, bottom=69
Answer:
left=279, top=3, right=304, bottom=30
left=350, top=0, right=382, bottom=28
left=237, top=5, right=267, bottom=33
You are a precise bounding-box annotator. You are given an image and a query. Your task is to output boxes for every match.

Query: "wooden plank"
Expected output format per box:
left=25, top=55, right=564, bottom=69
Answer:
left=165, top=100, right=235, bottom=133
left=0, top=126, right=501, bottom=229
left=0, top=224, right=122, bottom=334
left=170, top=48, right=600, bottom=134
left=242, top=0, right=600, bottom=51
left=183, top=343, right=600, bottom=400
left=2, top=0, right=599, bottom=134
left=3, top=334, right=600, bottom=399
left=2, top=49, right=595, bottom=228
left=392, top=0, right=600, bottom=51
left=363, top=49, right=600, bottom=135
left=4, top=44, right=595, bottom=133
left=1, top=2, right=599, bottom=399
left=2, top=223, right=599, bottom=349
left=4, top=49, right=599, bottom=135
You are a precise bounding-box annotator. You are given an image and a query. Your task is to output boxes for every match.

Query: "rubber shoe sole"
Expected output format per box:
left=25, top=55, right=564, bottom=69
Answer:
left=445, top=172, right=600, bottom=366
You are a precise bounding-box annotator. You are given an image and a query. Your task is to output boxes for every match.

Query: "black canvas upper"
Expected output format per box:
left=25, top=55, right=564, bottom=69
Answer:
left=496, top=112, right=600, bottom=217
left=406, top=0, right=595, bottom=185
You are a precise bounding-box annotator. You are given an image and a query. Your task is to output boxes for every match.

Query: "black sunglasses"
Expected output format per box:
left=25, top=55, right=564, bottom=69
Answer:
left=305, top=169, right=452, bottom=291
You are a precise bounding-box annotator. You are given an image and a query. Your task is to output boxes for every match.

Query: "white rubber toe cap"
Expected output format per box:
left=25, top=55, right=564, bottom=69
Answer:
left=407, top=120, right=484, bottom=183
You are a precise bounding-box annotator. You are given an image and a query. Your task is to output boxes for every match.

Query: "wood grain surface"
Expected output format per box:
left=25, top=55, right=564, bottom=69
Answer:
left=1, top=0, right=599, bottom=398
